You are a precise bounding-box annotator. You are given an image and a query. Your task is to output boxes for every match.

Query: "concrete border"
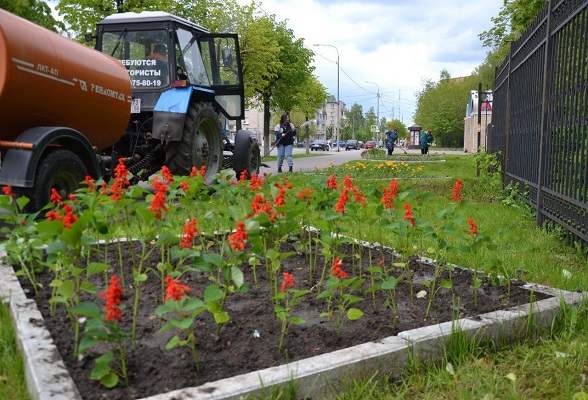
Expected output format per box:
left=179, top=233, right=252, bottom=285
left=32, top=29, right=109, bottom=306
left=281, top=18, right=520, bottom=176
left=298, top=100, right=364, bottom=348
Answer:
left=0, top=251, right=585, bottom=400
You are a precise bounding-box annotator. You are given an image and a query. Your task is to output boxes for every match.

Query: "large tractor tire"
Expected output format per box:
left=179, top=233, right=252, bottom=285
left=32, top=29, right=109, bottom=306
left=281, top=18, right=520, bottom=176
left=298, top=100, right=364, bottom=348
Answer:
left=232, top=130, right=260, bottom=179
left=165, top=102, right=222, bottom=183
left=16, top=148, right=87, bottom=212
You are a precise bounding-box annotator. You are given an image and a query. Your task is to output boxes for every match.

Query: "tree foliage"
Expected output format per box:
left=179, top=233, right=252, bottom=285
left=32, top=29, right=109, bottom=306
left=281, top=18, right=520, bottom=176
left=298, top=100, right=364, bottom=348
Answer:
left=2, top=0, right=64, bottom=32
left=479, top=0, right=547, bottom=50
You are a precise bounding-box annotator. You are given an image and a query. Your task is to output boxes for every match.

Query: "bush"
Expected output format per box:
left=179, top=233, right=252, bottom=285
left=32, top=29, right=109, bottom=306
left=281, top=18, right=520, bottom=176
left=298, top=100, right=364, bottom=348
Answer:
left=360, top=148, right=386, bottom=160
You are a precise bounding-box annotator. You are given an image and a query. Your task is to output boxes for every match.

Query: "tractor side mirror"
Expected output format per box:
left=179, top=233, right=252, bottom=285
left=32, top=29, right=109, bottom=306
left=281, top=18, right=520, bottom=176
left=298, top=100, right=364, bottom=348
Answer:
left=221, top=47, right=233, bottom=67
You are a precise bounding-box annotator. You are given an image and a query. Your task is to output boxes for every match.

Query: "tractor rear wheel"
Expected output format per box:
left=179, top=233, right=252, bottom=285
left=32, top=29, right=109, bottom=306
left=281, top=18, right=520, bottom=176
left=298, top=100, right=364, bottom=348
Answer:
left=165, top=102, right=222, bottom=183
left=232, top=130, right=260, bottom=179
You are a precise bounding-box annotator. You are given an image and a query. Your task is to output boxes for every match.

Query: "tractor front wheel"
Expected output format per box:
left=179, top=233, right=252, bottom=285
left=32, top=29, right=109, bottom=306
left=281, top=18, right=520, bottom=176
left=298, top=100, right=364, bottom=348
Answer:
left=232, top=130, right=260, bottom=180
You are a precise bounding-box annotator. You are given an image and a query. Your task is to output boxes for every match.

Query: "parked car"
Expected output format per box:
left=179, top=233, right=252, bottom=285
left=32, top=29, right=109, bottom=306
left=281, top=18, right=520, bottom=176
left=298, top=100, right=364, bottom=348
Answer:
left=365, top=140, right=377, bottom=150
left=357, top=141, right=365, bottom=149
left=338, top=141, right=346, bottom=147
left=345, top=139, right=360, bottom=150
left=310, top=140, right=330, bottom=151
left=296, top=140, right=307, bottom=148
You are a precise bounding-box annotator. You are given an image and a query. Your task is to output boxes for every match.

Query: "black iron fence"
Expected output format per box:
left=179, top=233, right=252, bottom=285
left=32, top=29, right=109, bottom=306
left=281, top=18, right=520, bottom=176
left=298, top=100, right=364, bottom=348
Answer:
left=490, top=0, right=588, bottom=244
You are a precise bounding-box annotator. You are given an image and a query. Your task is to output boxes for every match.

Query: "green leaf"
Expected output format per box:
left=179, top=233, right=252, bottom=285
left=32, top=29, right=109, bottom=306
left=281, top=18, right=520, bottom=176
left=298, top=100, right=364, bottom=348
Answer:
left=86, top=262, right=109, bottom=277
left=381, top=277, right=397, bottom=290
left=347, top=308, right=364, bottom=320
left=72, top=302, right=102, bottom=319
left=57, top=280, right=74, bottom=299
left=290, top=317, right=306, bottom=325
left=213, top=311, right=230, bottom=324
left=80, top=281, right=97, bottom=294
left=440, top=280, right=453, bottom=289
left=204, top=285, right=224, bottom=303
left=134, top=273, right=148, bottom=282
left=165, top=335, right=183, bottom=350
left=100, top=372, right=119, bottom=388
left=231, top=266, right=244, bottom=288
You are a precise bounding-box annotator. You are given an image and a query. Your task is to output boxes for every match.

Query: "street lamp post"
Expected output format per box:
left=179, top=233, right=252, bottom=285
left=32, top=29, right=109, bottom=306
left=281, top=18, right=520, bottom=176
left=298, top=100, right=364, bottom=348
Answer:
left=365, top=81, right=380, bottom=141
left=314, top=43, right=340, bottom=152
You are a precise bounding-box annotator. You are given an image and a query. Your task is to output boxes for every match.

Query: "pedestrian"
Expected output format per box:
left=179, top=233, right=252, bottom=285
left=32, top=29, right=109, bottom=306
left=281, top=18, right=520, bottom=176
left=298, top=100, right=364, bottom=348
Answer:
left=385, top=129, right=398, bottom=156
left=274, top=113, right=296, bottom=172
left=420, top=129, right=434, bottom=155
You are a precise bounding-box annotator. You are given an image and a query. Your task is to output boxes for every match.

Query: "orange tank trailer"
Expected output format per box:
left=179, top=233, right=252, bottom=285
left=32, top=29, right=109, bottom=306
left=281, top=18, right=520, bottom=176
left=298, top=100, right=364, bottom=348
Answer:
left=0, top=10, right=132, bottom=151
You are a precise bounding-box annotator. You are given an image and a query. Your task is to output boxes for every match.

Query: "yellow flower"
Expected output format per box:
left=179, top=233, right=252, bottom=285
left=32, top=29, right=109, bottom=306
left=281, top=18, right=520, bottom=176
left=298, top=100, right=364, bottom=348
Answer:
left=316, top=166, right=321, bottom=171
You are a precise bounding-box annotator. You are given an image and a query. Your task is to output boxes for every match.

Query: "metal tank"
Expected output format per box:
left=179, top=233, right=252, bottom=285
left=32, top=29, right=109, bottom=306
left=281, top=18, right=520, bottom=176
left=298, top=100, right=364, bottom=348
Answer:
left=0, top=9, right=132, bottom=150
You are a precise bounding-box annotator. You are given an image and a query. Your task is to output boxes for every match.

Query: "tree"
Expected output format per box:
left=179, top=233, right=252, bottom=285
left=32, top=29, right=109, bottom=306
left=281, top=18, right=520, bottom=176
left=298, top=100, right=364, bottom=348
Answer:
left=342, top=104, right=365, bottom=141
left=479, top=0, right=547, bottom=50
left=2, top=0, right=64, bottom=32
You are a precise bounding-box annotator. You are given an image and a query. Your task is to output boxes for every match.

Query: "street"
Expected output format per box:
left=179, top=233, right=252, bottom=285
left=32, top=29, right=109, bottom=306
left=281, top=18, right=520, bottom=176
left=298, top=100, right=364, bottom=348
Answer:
left=259, top=146, right=467, bottom=173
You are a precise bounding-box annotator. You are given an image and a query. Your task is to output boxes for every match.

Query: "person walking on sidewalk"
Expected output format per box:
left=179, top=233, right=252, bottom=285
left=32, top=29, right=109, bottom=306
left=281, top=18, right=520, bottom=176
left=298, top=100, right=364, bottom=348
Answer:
left=420, top=129, right=434, bottom=155
left=274, top=113, right=297, bottom=172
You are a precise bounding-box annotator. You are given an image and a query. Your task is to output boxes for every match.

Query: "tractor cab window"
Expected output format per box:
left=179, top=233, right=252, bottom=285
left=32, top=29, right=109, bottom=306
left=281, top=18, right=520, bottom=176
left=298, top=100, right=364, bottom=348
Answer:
left=175, top=28, right=210, bottom=86
left=103, top=30, right=170, bottom=89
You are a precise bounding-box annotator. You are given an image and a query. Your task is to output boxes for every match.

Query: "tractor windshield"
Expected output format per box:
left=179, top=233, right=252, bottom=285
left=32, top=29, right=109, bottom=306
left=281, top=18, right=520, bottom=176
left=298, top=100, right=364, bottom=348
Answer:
left=102, top=30, right=170, bottom=89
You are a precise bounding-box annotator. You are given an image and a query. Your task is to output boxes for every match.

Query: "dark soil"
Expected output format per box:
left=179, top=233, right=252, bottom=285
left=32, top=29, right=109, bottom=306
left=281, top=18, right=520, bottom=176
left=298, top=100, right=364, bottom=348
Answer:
left=20, top=239, right=551, bottom=400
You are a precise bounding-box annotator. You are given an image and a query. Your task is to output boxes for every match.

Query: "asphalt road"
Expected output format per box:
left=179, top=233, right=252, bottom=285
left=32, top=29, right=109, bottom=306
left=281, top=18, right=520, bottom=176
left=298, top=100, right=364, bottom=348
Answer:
left=259, top=146, right=468, bottom=173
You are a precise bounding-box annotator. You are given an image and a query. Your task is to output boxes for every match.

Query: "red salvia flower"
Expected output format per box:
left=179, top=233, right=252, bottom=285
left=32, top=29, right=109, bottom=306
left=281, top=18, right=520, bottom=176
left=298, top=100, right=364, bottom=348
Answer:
left=100, top=275, right=123, bottom=322
left=161, top=166, right=174, bottom=185
left=330, top=257, right=349, bottom=279
left=180, top=180, right=190, bottom=192
left=50, top=188, right=62, bottom=205
left=45, top=210, right=62, bottom=222
left=335, top=188, right=350, bottom=213
left=238, top=170, right=248, bottom=182
left=62, top=204, right=78, bottom=229
left=249, top=173, right=264, bottom=192
left=180, top=218, right=200, bottom=249
left=404, top=203, right=416, bottom=226
left=2, top=185, right=15, bottom=198
left=295, top=188, right=314, bottom=201
left=189, top=166, right=198, bottom=178
left=190, top=166, right=206, bottom=180
left=274, top=187, right=287, bottom=207
left=100, top=181, right=109, bottom=196
left=326, top=174, right=339, bottom=189
left=450, top=179, right=463, bottom=203
left=110, top=158, right=130, bottom=201
left=149, top=178, right=168, bottom=219
left=353, top=188, right=366, bottom=206
left=342, top=175, right=355, bottom=189
left=381, top=178, right=399, bottom=209
left=85, top=176, right=96, bottom=192
left=228, top=221, right=248, bottom=251
left=281, top=272, right=295, bottom=292
left=164, top=275, right=191, bottom=302
left=467, top=218, right=478, bottom=235
left=68, top=193, right=76, bottom=202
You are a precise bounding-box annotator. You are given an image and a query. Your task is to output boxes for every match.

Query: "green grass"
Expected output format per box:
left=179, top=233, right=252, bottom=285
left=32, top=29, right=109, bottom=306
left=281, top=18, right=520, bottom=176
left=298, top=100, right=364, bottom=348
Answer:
left=3, top=151, right=588, bottom=399
left=0, top=301, right=31, bottom=400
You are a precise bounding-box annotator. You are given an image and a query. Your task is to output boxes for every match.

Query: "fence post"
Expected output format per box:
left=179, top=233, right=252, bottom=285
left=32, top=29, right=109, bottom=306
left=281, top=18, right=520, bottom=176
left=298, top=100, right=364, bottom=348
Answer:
left=535, top=0, right=554, bottom=228
left=502, top=49, right=512, bottom=188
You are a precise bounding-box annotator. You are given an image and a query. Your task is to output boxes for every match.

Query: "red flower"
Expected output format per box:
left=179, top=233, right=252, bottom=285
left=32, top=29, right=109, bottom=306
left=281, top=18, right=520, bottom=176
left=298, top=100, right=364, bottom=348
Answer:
left=381, top=179, right=399, bottom=209
left=274, top=187, right=287, bottom=207
left=450, top=179, right=463, bottom=203
left=85, top=176, right=96, bottom=192
left=68, top=193, right=76, bottom=202
left=161, top=166, right=174, bottom=185
left=330, top=257, right=348, bottom=279
left=99, top=275, right=123, bottom=322
left=149, top=178, right=168, bottom=219
left=2, top=185, right=15, bottom=198
left=180, top=180, right=190, bottom=192
left=180, top=218, right=200, bottom=249
left=100, top=181, right=109, bottom=195
left=467, top=218, right=478, bottom=235
left=249, top=173, right=264, bottom=192
left=281, top=272, right=295, bottom=292
left=404, top=203, right=416, bottom=226
left=45, top=210, right=62, bottom=222
left=62, top=204, right=77, bottom=229
left=50, top=188, right=62, bottom=205
left=110, top=158, right=130, bottom=201
left=335, top=188, right=350, bottom=213
left=189, top=166, right=207, bottom=180
left=326, top=174, right=339, bottom=189
left=228, top=221, right=248, bottom=251
left=164, top=275, right=191, bottom=302
left=295, top=188, right=314, bottom=201
left=238, top=170, right=248, bottom=182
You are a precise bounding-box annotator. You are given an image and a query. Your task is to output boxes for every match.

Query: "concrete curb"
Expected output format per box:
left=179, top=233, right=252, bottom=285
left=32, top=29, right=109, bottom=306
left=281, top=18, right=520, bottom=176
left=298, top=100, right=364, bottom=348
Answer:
left=0, top=250, right=585, bottom=400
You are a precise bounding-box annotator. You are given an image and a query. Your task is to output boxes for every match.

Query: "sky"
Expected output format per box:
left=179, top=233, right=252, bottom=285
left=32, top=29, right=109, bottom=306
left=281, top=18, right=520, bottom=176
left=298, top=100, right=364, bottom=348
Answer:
left=239, top=0, right=503, bottom=126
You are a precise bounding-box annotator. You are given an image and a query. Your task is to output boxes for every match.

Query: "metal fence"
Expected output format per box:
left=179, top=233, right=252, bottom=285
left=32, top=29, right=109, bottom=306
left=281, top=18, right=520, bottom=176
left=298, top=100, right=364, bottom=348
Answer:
left=490, top=0, right=588, bottom=244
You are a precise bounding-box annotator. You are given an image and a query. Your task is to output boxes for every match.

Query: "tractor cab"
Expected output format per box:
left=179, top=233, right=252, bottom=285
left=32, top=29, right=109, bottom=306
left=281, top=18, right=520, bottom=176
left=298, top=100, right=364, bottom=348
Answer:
left=95, top=11, right=244, bottom=120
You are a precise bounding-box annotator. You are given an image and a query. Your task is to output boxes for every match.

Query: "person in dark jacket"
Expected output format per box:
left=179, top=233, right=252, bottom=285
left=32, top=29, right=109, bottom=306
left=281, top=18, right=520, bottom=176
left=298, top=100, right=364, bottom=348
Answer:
left=274, top=113, right=296, bottom=172
left=385, top=129, right=398, bottom=156
left=420, top=129, right=434, bottom=155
